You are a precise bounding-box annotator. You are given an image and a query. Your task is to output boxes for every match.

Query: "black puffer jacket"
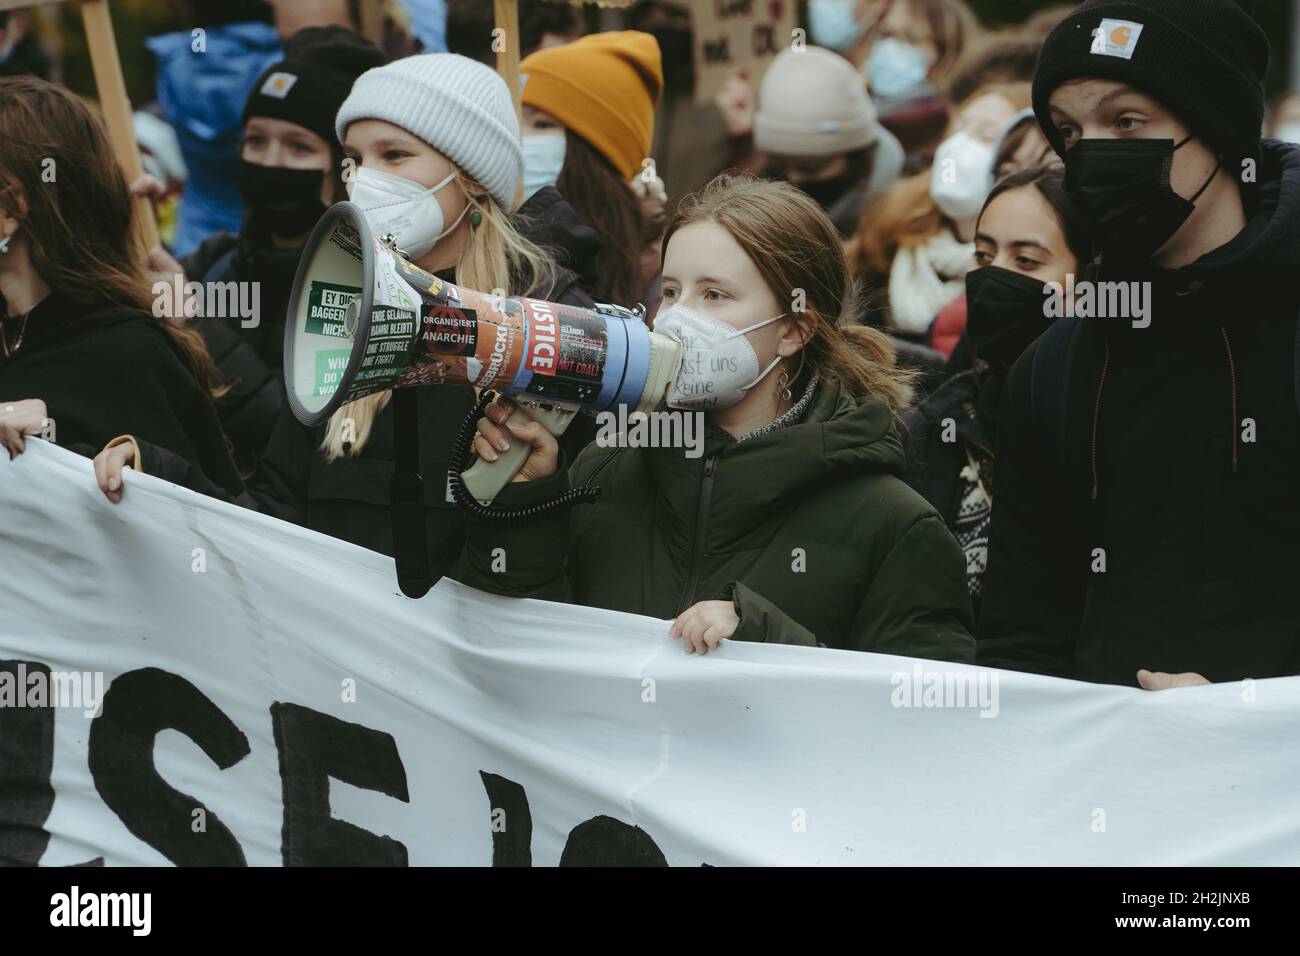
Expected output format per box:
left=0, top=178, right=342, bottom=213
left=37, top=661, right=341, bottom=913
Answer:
left=0, top=292, right=242, bottom=497
left=181, top=229, right=301, bottom=471
left=979, top=139, right=1300, bottom=685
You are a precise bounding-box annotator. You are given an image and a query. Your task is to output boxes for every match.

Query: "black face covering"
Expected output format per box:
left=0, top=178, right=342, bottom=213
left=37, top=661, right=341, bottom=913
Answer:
left=965, top=266, right=1056, bottom=373
left=1062, top=136, right=1219, bottom=261
left=780, top=151, right=871, bottom=213
left=238, top=160, right=328, bottom=239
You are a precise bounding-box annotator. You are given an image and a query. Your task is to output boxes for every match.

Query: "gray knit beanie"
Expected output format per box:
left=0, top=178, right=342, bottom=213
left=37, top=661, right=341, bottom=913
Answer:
left=335, top=53, right=523, bottom=210
left=754, top=46, right=878, bottom=158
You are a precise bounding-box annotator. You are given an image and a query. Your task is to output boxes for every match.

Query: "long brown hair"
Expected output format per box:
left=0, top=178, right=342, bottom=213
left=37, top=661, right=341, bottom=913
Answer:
left=554, top=130, right=646, bottom=308
left=664, top=175, right=915, bottom=416
left=0, top=75, right=223, bottom=395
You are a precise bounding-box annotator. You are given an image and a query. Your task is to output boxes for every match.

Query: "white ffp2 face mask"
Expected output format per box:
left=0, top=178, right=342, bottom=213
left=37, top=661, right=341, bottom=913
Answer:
left=929, top=131, right=996, bottom=221
left=346, top=166, right=468, bottom=260
left=656, top=304, right=786, bottom=411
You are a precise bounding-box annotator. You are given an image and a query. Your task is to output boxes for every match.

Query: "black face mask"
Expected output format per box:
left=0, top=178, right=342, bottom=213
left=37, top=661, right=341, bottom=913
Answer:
left=1062, top=136, right=1219, bottom=261
left=781, top=151, right=870, bottom=212
left=238, top=160, right=328, bottom=239
left=965, top=266, right=1055, bottom=372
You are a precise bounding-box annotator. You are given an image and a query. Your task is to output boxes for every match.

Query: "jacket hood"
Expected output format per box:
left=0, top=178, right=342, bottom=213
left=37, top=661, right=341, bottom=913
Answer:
left=512, top=186, right=602, bottom=292
left=146, top=23, right=282, bottom=142
left=641, top=378, right=906, bottom=554
left=720, top=377, right=902, bottom=471
left=654, top=376, right=902, bottom=494
left=1186, top=138, right=1300, bottom=277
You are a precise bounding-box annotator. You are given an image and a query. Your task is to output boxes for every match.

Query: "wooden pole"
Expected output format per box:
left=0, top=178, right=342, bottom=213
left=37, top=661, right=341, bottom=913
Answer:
left=493, top=0, right=523, bottom=207
left=79, top=0, right=159, bottom=254
left=358, top=0, right=384, bottom=47
left=493, top=0, right=522, bottom=126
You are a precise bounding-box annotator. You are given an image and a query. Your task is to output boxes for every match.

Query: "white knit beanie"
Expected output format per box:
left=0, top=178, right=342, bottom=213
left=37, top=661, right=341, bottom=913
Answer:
left=335, top=53, right=523, bottom=210
left=754, top=46, right=878, bottom=158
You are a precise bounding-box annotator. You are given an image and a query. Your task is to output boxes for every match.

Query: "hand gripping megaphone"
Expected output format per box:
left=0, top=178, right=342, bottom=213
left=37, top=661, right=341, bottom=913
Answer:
left=283, top=201, right=682, bottom=594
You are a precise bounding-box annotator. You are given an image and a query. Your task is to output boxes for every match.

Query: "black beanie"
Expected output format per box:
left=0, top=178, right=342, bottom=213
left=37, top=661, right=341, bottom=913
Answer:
left=1032, top=0, right=1270, bottom=170
left=242, top=25, right=385, bottom=148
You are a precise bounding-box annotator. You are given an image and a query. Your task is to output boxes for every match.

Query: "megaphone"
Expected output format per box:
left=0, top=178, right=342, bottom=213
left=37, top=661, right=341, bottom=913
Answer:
left=283, top=201, right=683, bottom=507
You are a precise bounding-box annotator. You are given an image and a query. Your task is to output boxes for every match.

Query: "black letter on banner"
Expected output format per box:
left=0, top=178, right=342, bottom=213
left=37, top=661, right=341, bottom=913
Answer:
left=88, top=667, right=250, bottom=865
left=479, top=771, right=531, bottom=866
left=559, top=816, right=669, bottom=866
left=271, top=703, right=409, bottom=866
left=0, top=661, right=55, bottom=866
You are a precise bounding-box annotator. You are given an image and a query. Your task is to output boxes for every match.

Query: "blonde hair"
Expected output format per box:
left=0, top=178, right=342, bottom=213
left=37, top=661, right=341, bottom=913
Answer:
left=666, top=174, right=915, bottom=417
left=320, top=172, right=556, bottom=460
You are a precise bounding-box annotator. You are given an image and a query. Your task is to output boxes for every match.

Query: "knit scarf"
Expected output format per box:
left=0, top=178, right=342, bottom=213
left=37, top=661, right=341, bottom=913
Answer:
left=888, top=228, right=973, bottom=335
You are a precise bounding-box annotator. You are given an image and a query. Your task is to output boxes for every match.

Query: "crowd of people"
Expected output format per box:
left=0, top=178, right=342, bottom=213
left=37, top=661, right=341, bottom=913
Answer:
left=1, top=0, right=1298, bottom=688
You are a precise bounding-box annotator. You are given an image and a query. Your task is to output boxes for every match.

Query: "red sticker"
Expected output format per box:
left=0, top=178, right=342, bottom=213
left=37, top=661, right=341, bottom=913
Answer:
left=524, top=299, right=560, bottom=376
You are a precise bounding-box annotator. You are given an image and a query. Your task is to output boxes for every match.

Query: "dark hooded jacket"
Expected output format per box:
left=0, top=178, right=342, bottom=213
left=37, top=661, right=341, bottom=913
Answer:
left=181, top=226, right=301, bottom=471
left=455, top=379, right=976, bottom=662
left=902, top=366, right=1000, bottom=495
left=0, top=292, right=243, bottom=496
left=978, top=139, right=1300, bottom=684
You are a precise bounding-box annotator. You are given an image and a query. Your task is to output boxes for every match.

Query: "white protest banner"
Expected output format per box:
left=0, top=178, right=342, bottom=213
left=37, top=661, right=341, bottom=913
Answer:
left=1, top=440, right=1297, bottom=866
left=691, top=0, right=800, bottom=106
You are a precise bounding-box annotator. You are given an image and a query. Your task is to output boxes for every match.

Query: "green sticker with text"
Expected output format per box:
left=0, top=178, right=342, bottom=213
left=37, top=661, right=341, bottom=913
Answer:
left=305, top=281, right=361, bottom=336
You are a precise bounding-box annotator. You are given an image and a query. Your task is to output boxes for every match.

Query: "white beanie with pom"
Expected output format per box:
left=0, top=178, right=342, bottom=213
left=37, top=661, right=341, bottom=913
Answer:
left=336, top=53, right=522, bottom=210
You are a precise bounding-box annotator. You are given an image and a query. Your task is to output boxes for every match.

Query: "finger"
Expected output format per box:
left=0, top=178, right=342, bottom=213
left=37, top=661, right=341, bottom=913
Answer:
left=106, top=453, right=124, bottom=494
left=504, top=419, right=551, bottom=449
left=475, top=417, right=510, bottom=451
left=1137, top=669, right=1172, bottom=690
left=93, top=451, right=110, bottom=494
left=471, top=434, right=499, bottom=463
left=487, top=396, right=516, bottom=423
left=700, top=623, right=724, bottom=650
left=683, top=618, right=709, bottom=655
left=669, top=608, right=694, bottom=639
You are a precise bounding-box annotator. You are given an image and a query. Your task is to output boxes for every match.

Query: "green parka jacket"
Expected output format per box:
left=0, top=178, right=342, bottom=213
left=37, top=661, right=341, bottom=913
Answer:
left=455, top=380, right=975, bottom=663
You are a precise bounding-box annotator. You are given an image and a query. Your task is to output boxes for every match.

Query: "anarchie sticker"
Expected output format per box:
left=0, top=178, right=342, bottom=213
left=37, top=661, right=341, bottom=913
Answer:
left=305, top=281, right=361, bottom=337
left=1090, top=18, right=1143, bottom=59
left=425, top=306, right=478, bottom=356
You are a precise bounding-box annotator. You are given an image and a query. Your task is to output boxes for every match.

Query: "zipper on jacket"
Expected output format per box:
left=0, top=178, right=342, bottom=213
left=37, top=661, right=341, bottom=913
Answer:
left=677, top=454, right=718, bottom=615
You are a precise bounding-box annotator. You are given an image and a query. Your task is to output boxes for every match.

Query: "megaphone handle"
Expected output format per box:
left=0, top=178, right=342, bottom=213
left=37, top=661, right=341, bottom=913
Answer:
left=461, top=402, right=576, bottom=506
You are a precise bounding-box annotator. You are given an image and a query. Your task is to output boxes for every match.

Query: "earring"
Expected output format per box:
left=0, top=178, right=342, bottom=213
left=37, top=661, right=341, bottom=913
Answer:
left=0, top=235, right=10, bottom=254
left=469, top=209, right=482, bottom=227
left=777, top=367, right=792, bottom=402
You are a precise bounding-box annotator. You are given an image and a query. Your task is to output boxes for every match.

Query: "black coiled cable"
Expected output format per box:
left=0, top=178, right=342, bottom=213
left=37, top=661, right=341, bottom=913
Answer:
left=447, top=390, right=601, bottom=525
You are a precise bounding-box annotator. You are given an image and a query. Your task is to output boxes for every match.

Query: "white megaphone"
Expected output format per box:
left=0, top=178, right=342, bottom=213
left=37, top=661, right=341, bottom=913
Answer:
left=284, top=201, right=683, bottom=506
